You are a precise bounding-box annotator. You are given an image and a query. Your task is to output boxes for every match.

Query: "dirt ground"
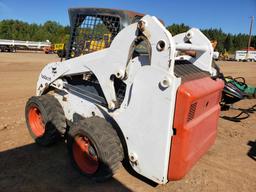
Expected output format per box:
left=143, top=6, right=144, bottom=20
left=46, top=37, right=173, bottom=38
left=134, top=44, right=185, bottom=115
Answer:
left=0, top=52, right=255, bottom=192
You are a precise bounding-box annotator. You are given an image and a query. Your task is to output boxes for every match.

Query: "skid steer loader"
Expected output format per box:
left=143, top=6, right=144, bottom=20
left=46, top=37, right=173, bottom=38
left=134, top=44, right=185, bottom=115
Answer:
left=25, top=8, right=224, bottom=184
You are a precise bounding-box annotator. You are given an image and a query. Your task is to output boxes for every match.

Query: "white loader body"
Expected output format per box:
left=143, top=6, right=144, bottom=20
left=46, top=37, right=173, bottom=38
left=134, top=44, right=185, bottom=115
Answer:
left=35, top=15, right=220, bottom=184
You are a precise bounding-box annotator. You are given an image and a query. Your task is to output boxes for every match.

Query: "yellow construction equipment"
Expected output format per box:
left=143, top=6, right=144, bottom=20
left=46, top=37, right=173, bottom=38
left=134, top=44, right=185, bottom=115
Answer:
left=85, top=34, right=111, bottom=52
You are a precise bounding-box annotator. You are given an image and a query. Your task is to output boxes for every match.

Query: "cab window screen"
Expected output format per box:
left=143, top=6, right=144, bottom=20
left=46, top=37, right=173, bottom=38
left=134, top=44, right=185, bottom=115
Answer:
left=68, top=14, right=120, bottom=58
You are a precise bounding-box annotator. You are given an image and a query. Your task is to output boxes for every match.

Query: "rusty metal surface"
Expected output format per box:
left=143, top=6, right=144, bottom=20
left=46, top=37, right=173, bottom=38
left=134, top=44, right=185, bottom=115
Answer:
left=68, top=7, right=145, bottom=27
left=68, top=7, right=164, bottom=27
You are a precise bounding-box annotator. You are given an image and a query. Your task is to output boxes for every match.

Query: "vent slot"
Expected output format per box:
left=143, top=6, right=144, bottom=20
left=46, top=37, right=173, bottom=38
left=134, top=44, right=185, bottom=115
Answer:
left=187, top=102, right=197, bottom=122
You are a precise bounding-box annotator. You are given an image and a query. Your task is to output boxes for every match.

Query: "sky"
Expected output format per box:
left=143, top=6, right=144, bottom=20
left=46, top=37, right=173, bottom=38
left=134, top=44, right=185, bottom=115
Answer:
left=0, top=0, right=255, bottom=35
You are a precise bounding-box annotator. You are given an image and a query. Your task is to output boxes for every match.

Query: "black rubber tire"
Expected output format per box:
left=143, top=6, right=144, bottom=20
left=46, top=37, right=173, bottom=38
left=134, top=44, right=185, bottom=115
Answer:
left=25, top=94, right=66, bottom=146
left=57, top=50, right=66, bottom=58
left=67, top=117, right=124, bottom=181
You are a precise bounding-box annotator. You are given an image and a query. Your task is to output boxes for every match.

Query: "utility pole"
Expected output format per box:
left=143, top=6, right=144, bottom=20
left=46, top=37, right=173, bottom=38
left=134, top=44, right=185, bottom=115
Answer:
left=247, top=16, right=254, bottom=53
left=245, top=16, right=254, bottom=60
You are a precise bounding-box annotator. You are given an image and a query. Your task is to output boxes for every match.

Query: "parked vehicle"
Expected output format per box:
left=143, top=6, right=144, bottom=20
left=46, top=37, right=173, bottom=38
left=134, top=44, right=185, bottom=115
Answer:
left=25, top=7, right=224, bottom=184
left=235, top=50, right=256, bottom=62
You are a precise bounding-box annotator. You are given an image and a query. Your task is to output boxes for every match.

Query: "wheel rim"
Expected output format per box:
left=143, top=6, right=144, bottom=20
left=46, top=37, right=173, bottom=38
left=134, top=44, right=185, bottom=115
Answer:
left=28, top=106, right=45, bottom=137
left=72, top=135, right=99, bottom=174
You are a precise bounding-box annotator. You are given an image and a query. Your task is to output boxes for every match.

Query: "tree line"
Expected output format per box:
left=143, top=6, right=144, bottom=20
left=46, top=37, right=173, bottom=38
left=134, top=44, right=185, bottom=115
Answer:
left=0, top=20, right=70, bottom=44
left=0, top=19, right=255, bottom=53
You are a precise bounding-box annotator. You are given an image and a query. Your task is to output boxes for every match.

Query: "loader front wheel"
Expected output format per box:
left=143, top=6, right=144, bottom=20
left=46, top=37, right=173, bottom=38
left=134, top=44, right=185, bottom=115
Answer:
left=25, top=95, right=66, bottom=146
left=68, top=117, right=124, bottom=181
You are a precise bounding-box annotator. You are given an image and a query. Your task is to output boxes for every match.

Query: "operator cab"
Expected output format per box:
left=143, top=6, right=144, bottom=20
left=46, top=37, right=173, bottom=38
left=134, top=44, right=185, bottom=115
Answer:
left=66, top=8, right=145, bottom=59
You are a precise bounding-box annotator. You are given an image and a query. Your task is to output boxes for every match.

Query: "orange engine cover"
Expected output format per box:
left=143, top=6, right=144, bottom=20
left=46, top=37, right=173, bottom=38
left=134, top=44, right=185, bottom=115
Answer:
left=168, top=77, right=224, bottom=180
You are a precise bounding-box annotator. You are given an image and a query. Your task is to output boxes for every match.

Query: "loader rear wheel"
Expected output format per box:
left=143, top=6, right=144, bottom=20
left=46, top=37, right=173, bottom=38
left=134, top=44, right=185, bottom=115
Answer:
left=25, top=94, right=66, bottom=146
left=72, top=135, right=99, bottom=174
left=68, top=117, right=124, bottom=181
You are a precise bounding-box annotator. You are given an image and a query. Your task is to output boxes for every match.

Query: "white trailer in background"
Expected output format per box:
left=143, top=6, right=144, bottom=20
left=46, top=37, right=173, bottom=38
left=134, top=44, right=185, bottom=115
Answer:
left=0, top=39, right=51, bottom=52
left=235, top=50, right=256, bottom=61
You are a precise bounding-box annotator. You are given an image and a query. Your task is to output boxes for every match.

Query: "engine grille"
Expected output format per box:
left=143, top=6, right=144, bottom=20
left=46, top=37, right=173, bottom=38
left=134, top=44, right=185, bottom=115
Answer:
left=174, top=60, right=210, bottom=82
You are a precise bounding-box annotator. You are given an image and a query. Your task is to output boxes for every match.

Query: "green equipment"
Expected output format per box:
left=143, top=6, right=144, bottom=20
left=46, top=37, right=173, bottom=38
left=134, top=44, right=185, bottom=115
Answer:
left=225, top=77, right=256, bottom=98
